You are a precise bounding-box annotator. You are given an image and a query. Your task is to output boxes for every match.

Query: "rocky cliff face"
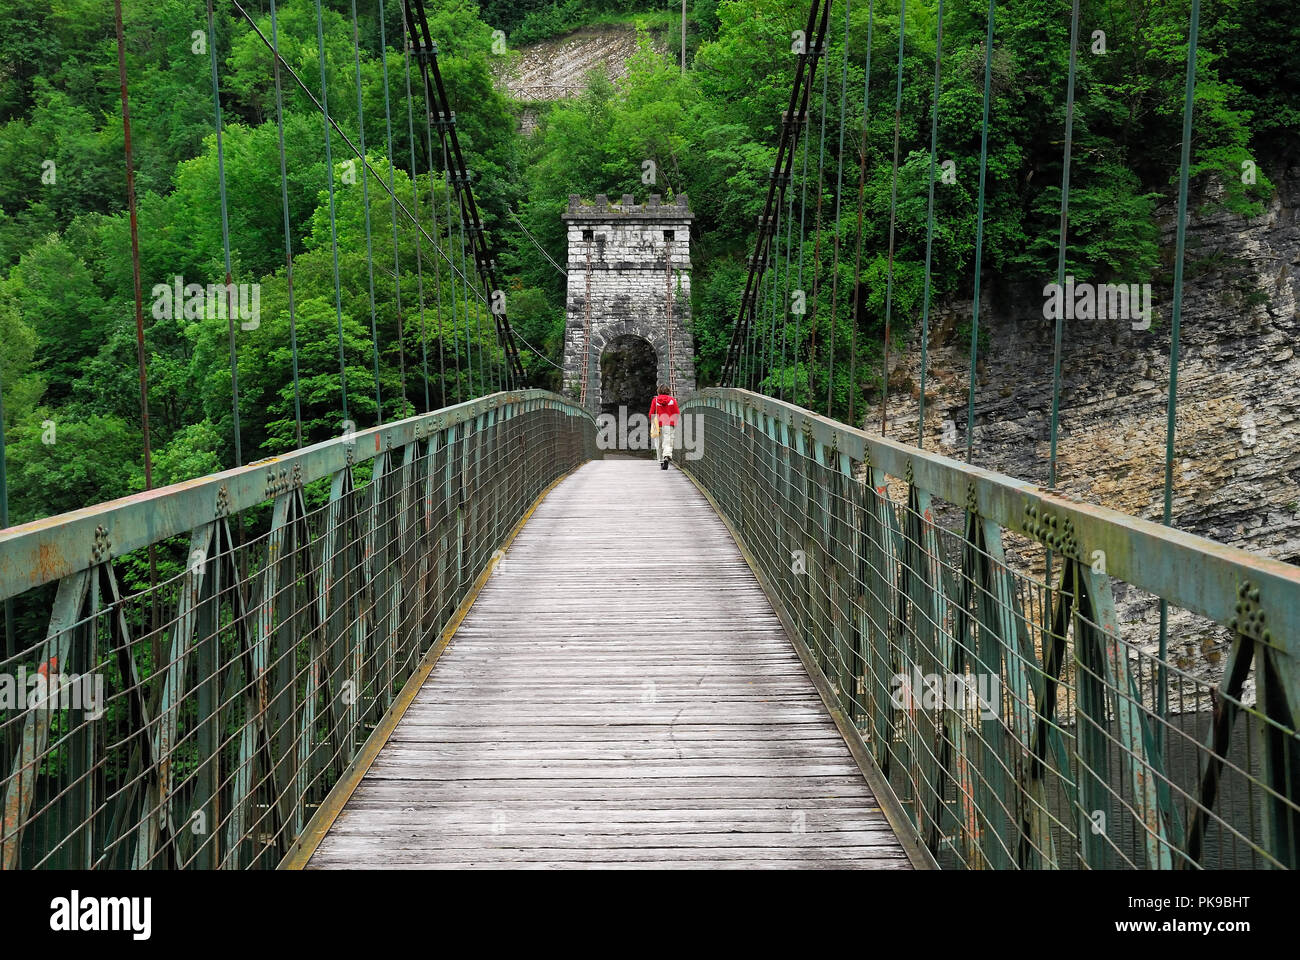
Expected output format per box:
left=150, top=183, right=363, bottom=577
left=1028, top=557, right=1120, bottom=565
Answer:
left=495, top=26, right=670, bottom=133
left=876, top=163, right=1300, bottom=698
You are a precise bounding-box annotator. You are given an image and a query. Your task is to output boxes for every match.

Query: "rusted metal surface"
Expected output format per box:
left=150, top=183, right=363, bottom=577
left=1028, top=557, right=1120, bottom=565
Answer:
left=1, top=572, right=91, bottom=869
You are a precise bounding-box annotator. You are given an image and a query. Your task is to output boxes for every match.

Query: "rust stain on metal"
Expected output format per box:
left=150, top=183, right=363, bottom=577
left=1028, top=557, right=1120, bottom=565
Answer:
left=35, top=543, right=65, bottom=584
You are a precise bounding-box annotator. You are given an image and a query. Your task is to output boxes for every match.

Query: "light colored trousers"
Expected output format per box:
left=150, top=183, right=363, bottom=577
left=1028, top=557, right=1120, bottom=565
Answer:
left=656, top=424, right=675, bottom=460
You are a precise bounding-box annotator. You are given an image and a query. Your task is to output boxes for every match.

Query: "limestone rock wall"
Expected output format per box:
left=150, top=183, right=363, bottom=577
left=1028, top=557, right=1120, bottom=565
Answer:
left=873, top=165, right=1300, bottom=694
left=495, top=26, right=668, bottom=104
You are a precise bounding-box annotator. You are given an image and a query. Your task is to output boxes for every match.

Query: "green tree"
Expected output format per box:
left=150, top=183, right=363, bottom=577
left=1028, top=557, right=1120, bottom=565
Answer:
left=0, top=298, right=43, bottom=429
left=7, top=411, right=141, bottom=523
left=1, top=236, right=110, bottom=403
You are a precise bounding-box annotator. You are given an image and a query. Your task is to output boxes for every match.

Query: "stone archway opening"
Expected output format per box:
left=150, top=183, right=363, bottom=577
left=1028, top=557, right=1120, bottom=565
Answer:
left=599, top=334, right=658, bottom=421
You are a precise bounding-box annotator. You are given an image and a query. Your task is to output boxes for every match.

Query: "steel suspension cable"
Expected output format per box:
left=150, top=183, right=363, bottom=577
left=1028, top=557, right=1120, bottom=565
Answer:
left=720, top=0, right=829, bottom=389
left=115, top=0, right=155, bottom=489
left=764, top=203, right=781, bottom=388
left=510, top=325, right=563, bottom=370
left=1047, top=0, right=1082, bottom=491
left=794, top=55, right=813, bottom=404
left=760, top=229, right=771, bottom=388
left=442, top=141, right=464, bottom=400
left=378, top=0, right=409, bottom=414
left=1156, top=0, right=1201, bottom=750
left=755, top=229, right=769, bottom=390
left=116, top=0, right=160, bottom=639
left=350, top=0, right=384, bottom=423
left=466, top=196, right=493, bottom=396
left=507, top=208, right=567, bottom=278
left=775, top=100, right=802, bottom=402
left=806, top=24, right=832, bottom=412
left=778, top=157, right=796, bottom=401
left=407, top=0, right=525, bottom=387
left=847, top=0, right=874, bottom=426
left=965, top=0, right=995, bottom=463
left=878, top=0, right=906, bottom=437
left=826, top=0, right=853, bottom=417
left=743, top=242, right=757, bottom=390
left=772, top=15, right=822, bottom=396
left=752, top=183, right=781, bottom=393
left=453, top=183, right=481, bottom=395
left=0, top=366, right=8, bottom=656
left=741, top=224, right=753, bottom=387
left=400, top=27, right=433, bottom=411
left=415, top=50, right=449, bottom=407
left=208, top=0, right=243, bottom=466
left=315, top=0, right=351, bottom=428
left=269, top=0, right=304, bottom=447
left=741, top=266, right=753, bottom=389
left=917, top=0, right=943, bottom=448
left=1043, top=0, right=1082, bottom=655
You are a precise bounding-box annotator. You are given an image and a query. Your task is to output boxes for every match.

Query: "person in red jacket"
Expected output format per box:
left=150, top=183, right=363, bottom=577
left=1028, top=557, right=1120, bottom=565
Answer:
left=648, top=386, right=680, bottom=470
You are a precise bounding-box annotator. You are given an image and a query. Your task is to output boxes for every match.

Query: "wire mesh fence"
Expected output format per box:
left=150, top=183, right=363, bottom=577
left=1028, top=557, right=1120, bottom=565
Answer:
left=0, top=391, right=596, bottom=870
left=682, top=388, right=1300, bottom=869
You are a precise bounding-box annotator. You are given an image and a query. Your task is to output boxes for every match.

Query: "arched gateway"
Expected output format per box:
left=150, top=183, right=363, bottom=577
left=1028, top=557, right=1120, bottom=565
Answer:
left=599, top=333, right=657, bottom=420
left=562, top=193, right=696, bottom=415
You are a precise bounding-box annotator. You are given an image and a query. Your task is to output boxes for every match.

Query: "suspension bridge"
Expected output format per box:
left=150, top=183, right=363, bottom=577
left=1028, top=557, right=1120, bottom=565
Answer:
left=1, top=0, right=1298, bottom=871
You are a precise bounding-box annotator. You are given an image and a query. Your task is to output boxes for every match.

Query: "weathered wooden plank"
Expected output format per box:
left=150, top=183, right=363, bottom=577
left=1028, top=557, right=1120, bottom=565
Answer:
left=309, top=846, right=911, bottom=865
left=310, top=856, right=912, bottom=870
left=361, top=761, right=867, bottom=779
left=334, top=804, right=885, bottom=821
left=327, top=826, right=904, bottom=845
left=338, top=774, right=883, bottom=797
left=309, top=459, right=908, bottom=869
left=375, top=744, right=857, bottom=759
left=395, top=712, right=842, bottom=724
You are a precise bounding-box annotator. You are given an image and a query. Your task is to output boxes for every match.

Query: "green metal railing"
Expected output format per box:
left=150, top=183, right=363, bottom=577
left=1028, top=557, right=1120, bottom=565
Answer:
left=0, top=391, right=597, bottom=869
left=683, top=388, right=1300, bottom=869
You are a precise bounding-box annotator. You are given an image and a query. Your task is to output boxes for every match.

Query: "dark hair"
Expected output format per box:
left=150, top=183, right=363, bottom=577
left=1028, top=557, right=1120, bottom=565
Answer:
left=657, top=384, right=669, bottom=395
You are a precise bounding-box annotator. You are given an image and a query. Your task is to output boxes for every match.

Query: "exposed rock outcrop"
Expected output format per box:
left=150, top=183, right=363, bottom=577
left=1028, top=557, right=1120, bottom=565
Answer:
left=495, top=25, right=671, bottom=133
left=876, top=164, right=1300, bottom=701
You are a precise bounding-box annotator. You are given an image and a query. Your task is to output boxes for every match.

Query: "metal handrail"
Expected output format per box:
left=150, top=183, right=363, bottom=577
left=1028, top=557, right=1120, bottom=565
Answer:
left=0, top=391, right=590, bottom=604
left=682, top=387, right=1300, bottom=869
left=0, top=390, right=597, bottom=869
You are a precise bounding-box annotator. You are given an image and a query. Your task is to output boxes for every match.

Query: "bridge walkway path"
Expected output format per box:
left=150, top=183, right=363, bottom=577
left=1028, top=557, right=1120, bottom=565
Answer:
left=306, top=457, right=910, bottom=869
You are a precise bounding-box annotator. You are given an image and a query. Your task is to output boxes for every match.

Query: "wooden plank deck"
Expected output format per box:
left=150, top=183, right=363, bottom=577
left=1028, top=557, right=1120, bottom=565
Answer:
left=307, top=457, right=910, bottom=869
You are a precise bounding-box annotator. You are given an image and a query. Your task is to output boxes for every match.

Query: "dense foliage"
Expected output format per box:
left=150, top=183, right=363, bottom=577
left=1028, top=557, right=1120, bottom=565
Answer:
left=0, top=0, right=1292, bottom=530
left=509, top=0, right=1280, bottom=412
left=0, top=0, right=522, bottom=527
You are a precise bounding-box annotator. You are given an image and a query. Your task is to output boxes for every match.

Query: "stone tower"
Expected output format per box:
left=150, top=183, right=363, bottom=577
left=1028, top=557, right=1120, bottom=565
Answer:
left=562, top=193, right=695, bottom=414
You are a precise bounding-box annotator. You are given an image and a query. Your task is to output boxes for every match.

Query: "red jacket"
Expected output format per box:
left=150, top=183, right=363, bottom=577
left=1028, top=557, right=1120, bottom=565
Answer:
left=649, top=394, right=680, bottom=428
